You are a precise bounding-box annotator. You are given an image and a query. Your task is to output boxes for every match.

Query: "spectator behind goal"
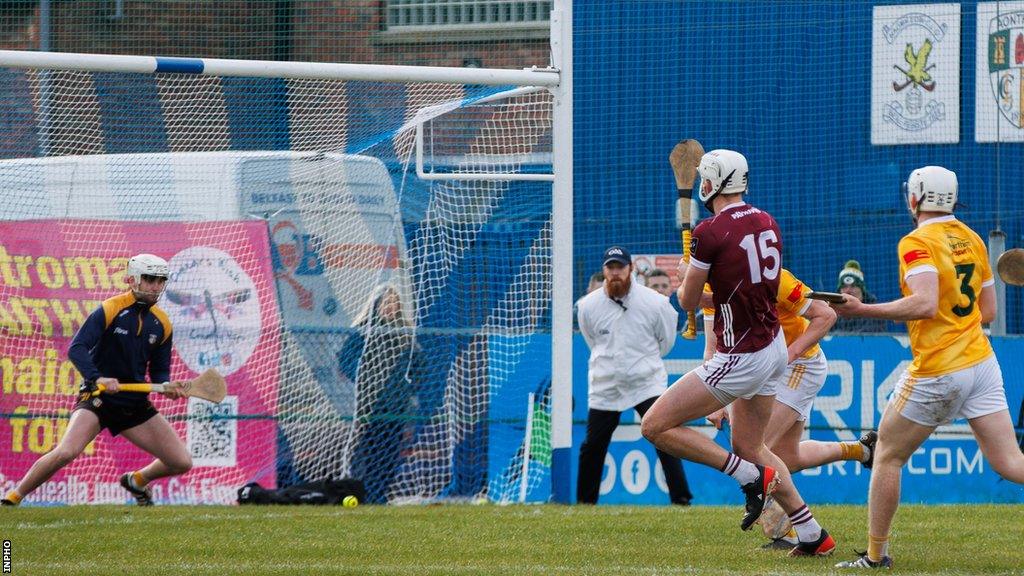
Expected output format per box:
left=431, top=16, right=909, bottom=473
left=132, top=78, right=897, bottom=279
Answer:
left=833, top=260, right=886, bottom=333
left=337, top=282, right=420, bottom=504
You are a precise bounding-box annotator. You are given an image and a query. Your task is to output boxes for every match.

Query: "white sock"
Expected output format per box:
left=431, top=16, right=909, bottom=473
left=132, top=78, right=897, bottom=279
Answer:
left=789, top=504, right=822, bottom=542
left=721, top=453, right=759, bottom=485
left=861, top=443, right=873, bottom=463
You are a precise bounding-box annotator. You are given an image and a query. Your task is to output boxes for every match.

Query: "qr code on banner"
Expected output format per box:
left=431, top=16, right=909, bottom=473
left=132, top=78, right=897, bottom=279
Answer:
left=187, top=395, right=237, bottom=467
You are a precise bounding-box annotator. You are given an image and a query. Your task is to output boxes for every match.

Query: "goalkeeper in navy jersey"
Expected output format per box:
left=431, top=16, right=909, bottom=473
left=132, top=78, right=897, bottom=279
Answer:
left=2, top=254, right=191, bottom=507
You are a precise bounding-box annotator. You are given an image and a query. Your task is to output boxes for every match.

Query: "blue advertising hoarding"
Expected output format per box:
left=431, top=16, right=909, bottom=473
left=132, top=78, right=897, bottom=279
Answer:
left=575, top=334, right=1024, bottom=505
left=489, top=333, right=1024, bottom=505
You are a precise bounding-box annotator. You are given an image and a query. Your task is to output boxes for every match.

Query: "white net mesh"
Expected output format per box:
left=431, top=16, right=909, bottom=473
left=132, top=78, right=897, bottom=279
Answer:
left=0, top=64, right=554, bottom=505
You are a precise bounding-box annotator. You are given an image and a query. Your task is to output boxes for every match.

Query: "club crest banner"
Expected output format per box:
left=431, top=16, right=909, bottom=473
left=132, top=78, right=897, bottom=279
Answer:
left=976, top=2, right=1024, bottom=142
left=872, top=4, right=960, bottom=145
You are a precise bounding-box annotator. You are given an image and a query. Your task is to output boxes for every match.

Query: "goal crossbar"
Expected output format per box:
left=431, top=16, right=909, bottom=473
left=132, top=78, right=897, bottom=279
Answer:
left=0, top=49, right=560, bottom=87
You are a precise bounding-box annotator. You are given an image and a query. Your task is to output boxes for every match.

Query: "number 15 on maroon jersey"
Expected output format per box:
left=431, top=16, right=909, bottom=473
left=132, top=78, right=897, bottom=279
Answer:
left=690, top=203, right=782, bottom=354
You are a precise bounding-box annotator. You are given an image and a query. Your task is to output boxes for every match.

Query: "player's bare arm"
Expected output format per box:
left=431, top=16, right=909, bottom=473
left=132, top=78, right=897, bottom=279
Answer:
left=674, top=276, right=711, bottom=312
left=676, top=258, right=709, bottom=311
left=698, top=289, right=714, bottom=310
left=978, top=284, right=996, bottom=324
left=702, top=315, right=716, bottom=362
left=787, top=300, right=835, bottom=363
left=698, top=286, right=716, bottom=362
left=833, top=272, right=937, bottom=321
left=701, top=308, right=717, bottom=434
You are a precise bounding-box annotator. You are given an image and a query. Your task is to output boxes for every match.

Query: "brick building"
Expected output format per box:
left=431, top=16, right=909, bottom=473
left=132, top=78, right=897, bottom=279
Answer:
left=0, top=1, right=551, bottom=69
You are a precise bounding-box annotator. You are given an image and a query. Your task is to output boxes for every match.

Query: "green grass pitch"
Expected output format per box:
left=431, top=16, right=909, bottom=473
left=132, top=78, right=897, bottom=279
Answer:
left=3, top=504, right=1023, bottom=575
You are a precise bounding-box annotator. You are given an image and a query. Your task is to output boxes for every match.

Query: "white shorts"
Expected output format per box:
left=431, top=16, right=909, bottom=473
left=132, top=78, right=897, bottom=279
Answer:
left=890, top=355, right=1007, bottom=428
left=775, top=351, right=828, bottom=421
left=695, top=330, right=787, bottom=405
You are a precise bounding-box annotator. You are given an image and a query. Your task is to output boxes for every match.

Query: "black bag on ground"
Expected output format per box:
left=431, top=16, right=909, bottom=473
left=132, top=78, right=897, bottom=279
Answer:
left=237, top=478, right=366, bottom=505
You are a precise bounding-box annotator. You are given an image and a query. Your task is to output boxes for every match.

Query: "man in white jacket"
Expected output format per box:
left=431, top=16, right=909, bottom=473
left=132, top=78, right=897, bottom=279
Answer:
left=575, top=246, right=692, bottom=504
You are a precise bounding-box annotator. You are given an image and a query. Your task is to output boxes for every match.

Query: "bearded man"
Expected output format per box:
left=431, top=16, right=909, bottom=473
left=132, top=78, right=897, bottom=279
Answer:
left=574, top=246, right=691, bottom=505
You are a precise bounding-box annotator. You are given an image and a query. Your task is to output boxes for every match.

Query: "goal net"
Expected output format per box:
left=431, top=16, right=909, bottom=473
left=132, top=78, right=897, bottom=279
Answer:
left=0, top=54, right=557, bottom=505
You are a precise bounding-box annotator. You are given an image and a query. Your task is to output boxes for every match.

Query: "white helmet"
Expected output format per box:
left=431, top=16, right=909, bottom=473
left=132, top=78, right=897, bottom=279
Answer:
left=698, top=149, right=749, bottom=207
left=905, top=166, right=958, bottom=215
left=127, top=254, right=169, bottom=301
left=127, top=253, right=169, bottom=284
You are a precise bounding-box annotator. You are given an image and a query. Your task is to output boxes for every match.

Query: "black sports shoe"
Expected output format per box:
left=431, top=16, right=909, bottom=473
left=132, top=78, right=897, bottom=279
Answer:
left=835, top=551, right=893, bottom=569
left=860, top=430, right=879, bottom=470
left=760, top=537, right=797, bottom=551
left=740, top=465, right=779, bottom=531
left=119, top=473, right=154, bottom=506
left=0, top=498, right=17, bottom=506
left=789, top=529, right=836, bottom=557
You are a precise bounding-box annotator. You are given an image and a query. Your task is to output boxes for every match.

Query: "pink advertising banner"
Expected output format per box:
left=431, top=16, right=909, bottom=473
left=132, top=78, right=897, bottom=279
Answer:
left=0, top=220, right=280, bottom=504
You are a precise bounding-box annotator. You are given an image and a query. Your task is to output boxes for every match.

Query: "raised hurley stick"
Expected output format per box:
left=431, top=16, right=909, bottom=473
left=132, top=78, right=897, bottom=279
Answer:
left=669, top=139, right=705, bottom=339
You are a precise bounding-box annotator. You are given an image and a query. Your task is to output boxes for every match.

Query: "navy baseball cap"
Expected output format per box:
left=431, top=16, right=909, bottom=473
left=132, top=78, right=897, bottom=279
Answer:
left=602, top=246, right=631, bottom=266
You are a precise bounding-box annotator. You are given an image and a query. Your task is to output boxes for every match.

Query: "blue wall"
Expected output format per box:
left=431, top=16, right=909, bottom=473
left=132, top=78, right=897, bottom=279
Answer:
left=574, top=0, right=1023, bottom=333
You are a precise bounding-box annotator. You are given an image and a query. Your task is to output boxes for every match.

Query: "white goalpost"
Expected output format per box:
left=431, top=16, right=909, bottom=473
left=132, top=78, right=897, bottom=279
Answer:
left=0, top=0, right=573, bottom=505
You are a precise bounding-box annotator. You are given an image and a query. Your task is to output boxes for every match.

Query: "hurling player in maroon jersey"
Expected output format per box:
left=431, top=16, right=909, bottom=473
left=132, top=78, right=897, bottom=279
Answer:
left=642, top=149, right=834, bottom=557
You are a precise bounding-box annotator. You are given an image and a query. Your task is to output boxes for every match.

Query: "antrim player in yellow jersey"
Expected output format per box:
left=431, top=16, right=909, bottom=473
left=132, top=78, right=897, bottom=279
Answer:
left=702, top=270, right=877, bottom=549
left=704, top=271, right=876, bottom=471
left=767, top=270, right=875, bottom=473
left=833, top=166, right=1024, bottom=569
